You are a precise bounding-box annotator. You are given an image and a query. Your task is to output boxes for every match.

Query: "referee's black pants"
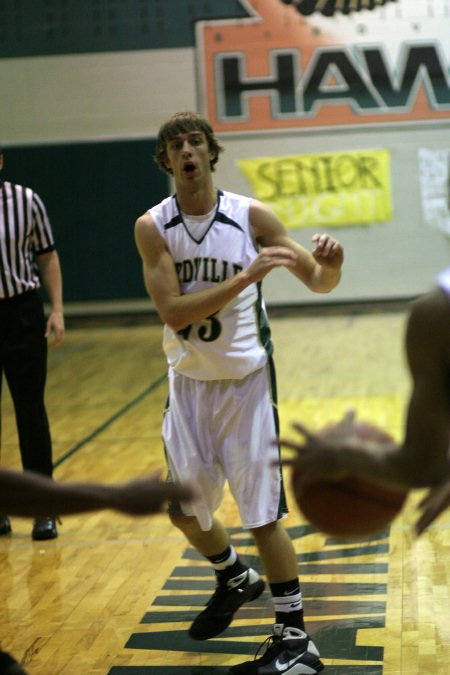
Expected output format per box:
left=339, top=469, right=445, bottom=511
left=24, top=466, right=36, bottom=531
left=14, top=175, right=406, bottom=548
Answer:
left=0, top=290, right=53, bottom=477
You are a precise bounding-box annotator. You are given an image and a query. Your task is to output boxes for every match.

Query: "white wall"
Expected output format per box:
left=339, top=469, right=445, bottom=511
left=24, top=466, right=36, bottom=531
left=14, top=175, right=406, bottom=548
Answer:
left=0, top=49, right=196, bottom=143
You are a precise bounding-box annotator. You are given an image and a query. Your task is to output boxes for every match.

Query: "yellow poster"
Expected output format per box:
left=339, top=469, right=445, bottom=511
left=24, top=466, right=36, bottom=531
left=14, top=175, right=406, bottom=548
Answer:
left=237, top=149, right=392, bottom=228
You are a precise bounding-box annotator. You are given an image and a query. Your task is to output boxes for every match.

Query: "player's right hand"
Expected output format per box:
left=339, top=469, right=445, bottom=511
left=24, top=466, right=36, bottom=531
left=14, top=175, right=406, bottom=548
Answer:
left=244, top=246, right=297, bottom=283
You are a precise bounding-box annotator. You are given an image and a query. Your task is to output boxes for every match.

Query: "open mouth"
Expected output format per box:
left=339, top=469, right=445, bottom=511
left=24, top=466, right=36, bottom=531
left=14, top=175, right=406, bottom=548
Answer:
left=184, top=162, right=196, bottom=174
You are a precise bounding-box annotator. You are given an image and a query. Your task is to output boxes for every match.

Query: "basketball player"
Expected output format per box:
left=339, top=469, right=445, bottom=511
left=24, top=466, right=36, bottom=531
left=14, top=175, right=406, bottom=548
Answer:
left=279, top=267, right=450, bottom=535
left=134, top=111, right=344, bottom=674
left=0, top=467, right=194, bottom=675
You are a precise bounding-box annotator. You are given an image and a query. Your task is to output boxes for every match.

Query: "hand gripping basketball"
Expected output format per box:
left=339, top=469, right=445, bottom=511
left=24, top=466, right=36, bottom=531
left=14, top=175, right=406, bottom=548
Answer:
left=291, top=420, right=408, bottom=539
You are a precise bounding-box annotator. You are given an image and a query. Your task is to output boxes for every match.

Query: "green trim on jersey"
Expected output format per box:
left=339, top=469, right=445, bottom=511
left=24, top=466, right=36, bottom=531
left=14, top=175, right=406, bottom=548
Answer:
left=255, top=281, right=274, bottom=358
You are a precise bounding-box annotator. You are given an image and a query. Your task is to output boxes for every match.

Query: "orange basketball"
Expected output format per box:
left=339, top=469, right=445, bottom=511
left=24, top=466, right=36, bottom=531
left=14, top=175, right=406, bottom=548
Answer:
left=291, top=421, right=408, bottom=539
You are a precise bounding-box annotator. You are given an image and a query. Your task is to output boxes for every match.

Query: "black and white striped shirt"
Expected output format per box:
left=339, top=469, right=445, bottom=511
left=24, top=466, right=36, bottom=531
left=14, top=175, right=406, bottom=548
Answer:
left=0, top=180, right=56, bottom=299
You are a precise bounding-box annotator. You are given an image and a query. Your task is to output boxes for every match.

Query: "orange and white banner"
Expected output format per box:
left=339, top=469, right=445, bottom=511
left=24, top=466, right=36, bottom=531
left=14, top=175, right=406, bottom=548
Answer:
left=196, top=0, right=450, bottom=134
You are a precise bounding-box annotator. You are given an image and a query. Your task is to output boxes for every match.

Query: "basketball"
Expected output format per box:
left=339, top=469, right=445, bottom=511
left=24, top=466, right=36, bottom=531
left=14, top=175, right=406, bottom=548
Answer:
left=291, top=421, right=408, bottom=539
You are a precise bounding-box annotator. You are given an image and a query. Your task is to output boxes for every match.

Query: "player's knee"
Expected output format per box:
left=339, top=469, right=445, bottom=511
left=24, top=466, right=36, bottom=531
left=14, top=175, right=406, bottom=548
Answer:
left=249, top=519, right=278, bottom=541
left=169, top=511, right=199, bottom=534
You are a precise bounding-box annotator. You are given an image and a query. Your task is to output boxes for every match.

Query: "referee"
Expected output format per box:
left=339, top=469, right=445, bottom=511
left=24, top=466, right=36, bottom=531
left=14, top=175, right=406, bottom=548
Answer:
left=0, top=145, right=65, bottom=541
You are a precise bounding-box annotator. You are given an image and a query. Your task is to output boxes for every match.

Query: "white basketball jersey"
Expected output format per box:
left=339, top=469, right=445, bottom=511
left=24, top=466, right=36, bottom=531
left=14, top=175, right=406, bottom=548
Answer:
left=149, top=190, right=273, bottom=380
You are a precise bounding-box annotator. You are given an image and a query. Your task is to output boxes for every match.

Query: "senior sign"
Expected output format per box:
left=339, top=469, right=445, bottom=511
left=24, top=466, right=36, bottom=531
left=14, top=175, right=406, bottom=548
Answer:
left=237, top=149, right=392, bottom=227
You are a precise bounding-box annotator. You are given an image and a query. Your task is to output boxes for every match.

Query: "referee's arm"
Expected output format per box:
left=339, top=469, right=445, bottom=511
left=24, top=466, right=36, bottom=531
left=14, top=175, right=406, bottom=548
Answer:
left=37, top=250, right=65, bottom=346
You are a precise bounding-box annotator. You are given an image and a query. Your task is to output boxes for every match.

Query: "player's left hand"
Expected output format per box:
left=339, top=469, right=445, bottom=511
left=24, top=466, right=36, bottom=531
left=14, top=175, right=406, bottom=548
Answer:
left=415, top=478, right=450, bottom=535
left=113, top=470, right=197, bottom=515
left=311, top=233, right=344, bottom=269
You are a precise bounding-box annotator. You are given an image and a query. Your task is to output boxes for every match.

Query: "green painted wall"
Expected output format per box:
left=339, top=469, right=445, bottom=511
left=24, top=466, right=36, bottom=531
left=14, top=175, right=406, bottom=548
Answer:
left=3, top=139, right=168, bottom=302
left=0, top=0, right=248, bottom=57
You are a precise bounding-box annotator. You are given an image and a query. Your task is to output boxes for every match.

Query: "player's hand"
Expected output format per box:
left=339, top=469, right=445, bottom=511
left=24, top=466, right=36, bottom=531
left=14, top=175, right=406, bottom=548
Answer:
left=112, top=471, right=196, bottom=515
left=244, top=246, right=297, bottom=283
left=415, top=478, right=450, bottom=535
left=311, top=234, right=344, bottom=269
left=276, top=410, right=358, bottom=489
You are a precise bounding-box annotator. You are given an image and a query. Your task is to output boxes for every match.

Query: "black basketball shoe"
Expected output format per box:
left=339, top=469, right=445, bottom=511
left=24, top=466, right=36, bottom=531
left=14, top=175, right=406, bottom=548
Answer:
left=189, top=568, right=265, bottom=640
left=32, top=517, right=58, bottom=541
left=0, top=516, right=12, bottom=535
left=229, top=623, right=324, bottom=674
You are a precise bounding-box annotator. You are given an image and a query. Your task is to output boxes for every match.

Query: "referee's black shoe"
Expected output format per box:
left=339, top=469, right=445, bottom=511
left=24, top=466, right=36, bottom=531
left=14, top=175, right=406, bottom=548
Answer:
left=32, top=517, right=58, bottom=541
left=189, top=568, right=265, bottom=640
left=0, top=515, right=12, bottom=535
left=0, top=649, right=28, bottom=674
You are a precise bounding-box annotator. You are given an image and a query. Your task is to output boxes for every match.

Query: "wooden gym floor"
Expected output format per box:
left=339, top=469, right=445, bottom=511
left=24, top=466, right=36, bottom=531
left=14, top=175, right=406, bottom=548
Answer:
left=0, top=305, right=449, bottom=674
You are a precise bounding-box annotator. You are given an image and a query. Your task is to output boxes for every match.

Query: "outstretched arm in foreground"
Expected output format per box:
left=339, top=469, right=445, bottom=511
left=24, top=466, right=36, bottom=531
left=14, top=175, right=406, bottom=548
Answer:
left=278, top=288, right=450, bottom=533
left=0, top=468, right=194, bottom=517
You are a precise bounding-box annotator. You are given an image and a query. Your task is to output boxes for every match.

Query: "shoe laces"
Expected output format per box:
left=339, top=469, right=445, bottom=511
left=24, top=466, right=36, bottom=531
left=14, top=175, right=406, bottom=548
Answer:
left=254, top=631, right=282, bottom=662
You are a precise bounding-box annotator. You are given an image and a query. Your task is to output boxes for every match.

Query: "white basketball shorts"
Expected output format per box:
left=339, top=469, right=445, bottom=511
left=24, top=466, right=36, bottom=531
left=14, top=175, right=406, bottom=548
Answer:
left=163, top=360, right=288, bottom=531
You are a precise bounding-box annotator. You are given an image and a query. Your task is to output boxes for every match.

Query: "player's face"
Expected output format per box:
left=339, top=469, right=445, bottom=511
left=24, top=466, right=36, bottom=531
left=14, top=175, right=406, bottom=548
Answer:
left=164, top=131, right=215, bottom=184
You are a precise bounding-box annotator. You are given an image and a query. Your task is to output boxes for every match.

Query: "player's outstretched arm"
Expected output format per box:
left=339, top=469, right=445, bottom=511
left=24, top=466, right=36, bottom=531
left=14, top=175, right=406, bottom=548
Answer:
left=0, top=468, right=194, bottom=517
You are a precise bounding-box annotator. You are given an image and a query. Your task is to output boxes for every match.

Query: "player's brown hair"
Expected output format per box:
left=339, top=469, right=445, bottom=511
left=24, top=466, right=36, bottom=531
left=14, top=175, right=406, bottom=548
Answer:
left=154, top=112, right=224, bottom=174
